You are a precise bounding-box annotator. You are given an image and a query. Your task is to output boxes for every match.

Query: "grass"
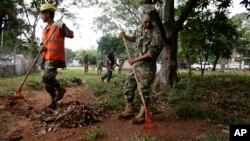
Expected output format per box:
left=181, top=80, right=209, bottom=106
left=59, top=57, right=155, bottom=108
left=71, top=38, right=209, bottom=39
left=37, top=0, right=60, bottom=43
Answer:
left=79, top=126, right=104, bottom=141
left=175, top=101, right=202, bottom=118
left=203, top=132, right=228, bottom=141
left=0, top=71, right=41, bottom=96
left=79, top=69, right=126, bottom=110
left=128, top=135, right=164, bottom=141
left=85, top=127, right=104, bottom=140
left=1, top=67, right=250, bottom=126
left=170, top=70, right=250, bottom=124
left=0, top=67, right=127, bottom=110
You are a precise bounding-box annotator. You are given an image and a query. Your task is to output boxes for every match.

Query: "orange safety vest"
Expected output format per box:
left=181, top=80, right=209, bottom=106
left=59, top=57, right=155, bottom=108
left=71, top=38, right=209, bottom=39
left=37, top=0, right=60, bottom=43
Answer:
left=42, top=23, right=65, bottom=61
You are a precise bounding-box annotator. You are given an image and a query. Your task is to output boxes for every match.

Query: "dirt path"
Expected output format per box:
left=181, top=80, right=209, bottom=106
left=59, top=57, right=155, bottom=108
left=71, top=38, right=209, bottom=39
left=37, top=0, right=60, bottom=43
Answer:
left=0, top=85, right=228, bottom=141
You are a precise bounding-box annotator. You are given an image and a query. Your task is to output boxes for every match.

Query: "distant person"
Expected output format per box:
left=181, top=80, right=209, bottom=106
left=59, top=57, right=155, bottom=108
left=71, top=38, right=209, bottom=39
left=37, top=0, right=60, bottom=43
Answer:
left=97, top=61, right=104, bottom=75
left=83, top=59, right=89, bottom=74
left=118, top=59, right=124, bottom=74
left=39, top=3, right=74, bottom=109
left=101, top=48, right=119, bottom=82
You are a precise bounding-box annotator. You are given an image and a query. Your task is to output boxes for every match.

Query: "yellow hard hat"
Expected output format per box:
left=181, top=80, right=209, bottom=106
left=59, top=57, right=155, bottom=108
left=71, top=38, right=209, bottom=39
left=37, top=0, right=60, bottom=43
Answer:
left=40, top=3, right=56, bottom=12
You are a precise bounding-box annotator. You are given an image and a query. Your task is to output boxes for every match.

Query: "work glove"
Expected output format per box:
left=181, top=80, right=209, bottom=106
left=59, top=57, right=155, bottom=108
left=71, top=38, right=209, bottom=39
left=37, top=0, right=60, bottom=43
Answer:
left=40, top=59, right=45, bottom=70
left=55, top=20, right=64, bottom=28
left=38, top=46, right=46, bottom=52
left=119, top=31, right=125, bottom=39
left=38, top=42, right=46, bottom=52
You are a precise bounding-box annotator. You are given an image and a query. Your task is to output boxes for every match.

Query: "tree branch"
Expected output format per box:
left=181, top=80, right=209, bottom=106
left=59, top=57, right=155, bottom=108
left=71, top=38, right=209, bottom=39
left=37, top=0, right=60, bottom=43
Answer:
left=22, top=3, right=31, bottom=26
left=150, top=10, right=168, bottom=48
left=173, top=0, right=198, bottom=34
left=121, top=2, right=140, bottom=24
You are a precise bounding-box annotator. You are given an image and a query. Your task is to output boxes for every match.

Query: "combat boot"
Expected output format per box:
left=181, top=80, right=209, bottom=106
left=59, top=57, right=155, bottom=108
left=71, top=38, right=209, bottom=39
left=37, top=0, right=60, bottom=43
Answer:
left=54, top=87, right=66, bottom=102
left=48, top=93, right=56, bottom=109
left=117, top=102, right=135, bottom=120
left=48, top=101, right=56, bottom=109
left=131, top=105, right=145, bottom=124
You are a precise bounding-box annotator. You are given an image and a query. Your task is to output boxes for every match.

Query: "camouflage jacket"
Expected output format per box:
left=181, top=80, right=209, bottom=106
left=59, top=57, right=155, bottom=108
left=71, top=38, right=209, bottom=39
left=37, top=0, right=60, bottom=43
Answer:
left=41, top=59, right=66, bottom=70
left=133, top=25, right=163, bottom=69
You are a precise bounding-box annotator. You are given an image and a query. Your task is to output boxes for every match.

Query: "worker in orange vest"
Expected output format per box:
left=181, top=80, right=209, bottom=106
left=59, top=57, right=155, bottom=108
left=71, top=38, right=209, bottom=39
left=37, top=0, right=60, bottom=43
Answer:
left=39, top=3, right=74, bottom=109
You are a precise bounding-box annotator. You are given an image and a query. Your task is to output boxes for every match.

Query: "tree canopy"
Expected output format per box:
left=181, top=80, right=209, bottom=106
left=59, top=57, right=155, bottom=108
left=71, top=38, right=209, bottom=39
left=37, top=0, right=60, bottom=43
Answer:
left=179, top=8, right=238, bottom=76
left=97, top=34, right=125, bottom=59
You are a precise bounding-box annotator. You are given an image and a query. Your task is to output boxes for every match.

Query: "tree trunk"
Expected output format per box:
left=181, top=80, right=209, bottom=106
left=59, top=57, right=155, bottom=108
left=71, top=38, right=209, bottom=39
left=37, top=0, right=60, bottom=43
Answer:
left=154, top=33, right=178, bottom=93
left=212, top=56, right=219, bottom=71
left=201, top=69, right=205, bottom=77
left=0, top=18, right=2, bottom=47
left=182, top=38, right=192, bottom=78
left=13, top=44, right=16, bottom=75
left=27, top=26, right=35, bottom=71
left=153, top=0, right=198, bottom=93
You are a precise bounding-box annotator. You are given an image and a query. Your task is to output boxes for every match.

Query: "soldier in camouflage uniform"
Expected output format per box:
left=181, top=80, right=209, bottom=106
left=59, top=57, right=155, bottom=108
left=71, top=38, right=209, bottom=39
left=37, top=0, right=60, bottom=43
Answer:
left=118, top=5, right=163, bottom=124
left=39, top=3, right=74, bottom=109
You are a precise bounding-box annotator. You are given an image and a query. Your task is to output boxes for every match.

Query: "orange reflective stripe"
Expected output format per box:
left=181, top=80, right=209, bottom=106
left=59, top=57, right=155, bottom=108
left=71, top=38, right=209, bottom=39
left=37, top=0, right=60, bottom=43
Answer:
left=48, top=39, right=64, bottom=45
left=41, top=24, right=65, bottom=61
left=47, top=48, right=65, bottom=53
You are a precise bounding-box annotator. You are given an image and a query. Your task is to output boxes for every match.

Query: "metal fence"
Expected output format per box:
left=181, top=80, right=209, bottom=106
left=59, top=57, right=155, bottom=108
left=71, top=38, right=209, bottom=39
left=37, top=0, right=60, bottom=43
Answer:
left=0, top=54, right=28, bottom=77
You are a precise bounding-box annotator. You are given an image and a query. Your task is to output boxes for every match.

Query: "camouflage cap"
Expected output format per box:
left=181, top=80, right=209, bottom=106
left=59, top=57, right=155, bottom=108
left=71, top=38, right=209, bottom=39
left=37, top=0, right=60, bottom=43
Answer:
left=142, top=14, right=153, bottom=22
left=142, top=4, right=155, bottom=14
left=141, top=4, right=156, bottom=22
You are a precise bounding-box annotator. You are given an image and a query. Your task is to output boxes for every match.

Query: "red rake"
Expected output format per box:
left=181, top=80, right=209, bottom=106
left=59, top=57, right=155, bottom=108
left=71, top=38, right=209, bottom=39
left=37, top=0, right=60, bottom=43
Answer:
left=8, top=16, right=63, bottom=100
left=8, top=51, right=42, bottom=100
left=141, top=107, right=158, bottom=136
left=8, top=54, right=39, bottom=100
left=119, top=25, right=158, bottom=133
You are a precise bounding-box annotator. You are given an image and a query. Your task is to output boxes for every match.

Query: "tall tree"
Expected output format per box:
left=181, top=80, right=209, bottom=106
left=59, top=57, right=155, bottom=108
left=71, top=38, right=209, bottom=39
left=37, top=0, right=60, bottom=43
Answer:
left=97, top=34, right=125, bottom=59
left=0, top=0, right=21, bottom=48
left=231, top=13, right=250, bottom=59
left=91, top=0, right=234, bottom=93
left=91, top=0, right=144, bottom=35
left=65, top=48, right=75, bottom=64
left=240, top=0, right=250, bottom=17
left=75, top=49, right=98, bottom=65
left=152, top=0, right=199, bottom=92
left=152, top=0, right=235, bottom=92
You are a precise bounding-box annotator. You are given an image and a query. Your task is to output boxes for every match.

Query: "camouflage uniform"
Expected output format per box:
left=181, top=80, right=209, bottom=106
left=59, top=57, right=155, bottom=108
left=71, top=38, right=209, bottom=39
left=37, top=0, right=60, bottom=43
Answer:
left=41, top=59, right=66, bottom=102
left=123, top=24, right=163, bottom=104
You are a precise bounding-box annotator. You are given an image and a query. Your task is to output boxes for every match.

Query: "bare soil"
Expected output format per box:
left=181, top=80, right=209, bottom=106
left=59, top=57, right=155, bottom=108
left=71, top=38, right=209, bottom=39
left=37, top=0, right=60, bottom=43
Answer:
left=0, top=84, right=229, bottom=141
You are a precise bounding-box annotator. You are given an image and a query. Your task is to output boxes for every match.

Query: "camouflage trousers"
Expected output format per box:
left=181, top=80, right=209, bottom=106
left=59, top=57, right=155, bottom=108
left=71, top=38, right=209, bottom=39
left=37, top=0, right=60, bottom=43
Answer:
left=123, top=64, right=156, bottom=104
left=41, top=68, right=61, bottom=97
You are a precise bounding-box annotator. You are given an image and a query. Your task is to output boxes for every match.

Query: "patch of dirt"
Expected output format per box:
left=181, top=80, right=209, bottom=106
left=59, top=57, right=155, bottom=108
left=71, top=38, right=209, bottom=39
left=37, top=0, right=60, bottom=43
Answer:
left=0, top=85, right=229, bottom=141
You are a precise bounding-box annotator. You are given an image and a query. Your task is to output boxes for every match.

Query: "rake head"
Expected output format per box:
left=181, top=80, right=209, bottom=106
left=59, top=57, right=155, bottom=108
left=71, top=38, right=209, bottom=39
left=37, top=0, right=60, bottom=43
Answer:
left=8, top=89, right=24, bottom=100
left=143, top=113, right=157, bottom=129
left=140, top=112, right=158, bottom=136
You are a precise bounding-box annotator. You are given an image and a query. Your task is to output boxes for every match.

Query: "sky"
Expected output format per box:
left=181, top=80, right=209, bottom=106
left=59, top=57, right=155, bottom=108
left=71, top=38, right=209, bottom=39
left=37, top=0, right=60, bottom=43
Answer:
left=34, top=0, right=247, bottom=52
left=229, top=0, right=247, bottom=16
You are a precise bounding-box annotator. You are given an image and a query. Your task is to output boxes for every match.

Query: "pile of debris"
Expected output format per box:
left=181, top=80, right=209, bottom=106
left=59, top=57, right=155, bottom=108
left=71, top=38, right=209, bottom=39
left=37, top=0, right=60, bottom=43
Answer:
left=27, top=101, right=106, bottom=128
left=68, top=77, right=82, bottom=86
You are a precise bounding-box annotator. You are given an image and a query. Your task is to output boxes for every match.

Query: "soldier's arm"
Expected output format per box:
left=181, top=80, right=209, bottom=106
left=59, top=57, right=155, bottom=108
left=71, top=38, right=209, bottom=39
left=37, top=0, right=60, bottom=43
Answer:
left=129, top=53, right=151, bottom=65
left=60, top=24, right=74, bottom=38
left=119, top=32, right=136, bottom=42
left=124, top=34, right=136, bottom=42
left=147, top=30, right=164, bottom=60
